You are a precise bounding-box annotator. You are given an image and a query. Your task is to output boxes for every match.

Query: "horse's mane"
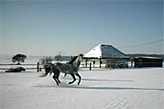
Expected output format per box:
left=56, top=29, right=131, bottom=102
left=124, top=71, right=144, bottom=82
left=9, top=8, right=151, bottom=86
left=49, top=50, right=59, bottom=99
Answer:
left=67, top=54, right=83, bottom=64
left=67, top=56, right=78, bottom=64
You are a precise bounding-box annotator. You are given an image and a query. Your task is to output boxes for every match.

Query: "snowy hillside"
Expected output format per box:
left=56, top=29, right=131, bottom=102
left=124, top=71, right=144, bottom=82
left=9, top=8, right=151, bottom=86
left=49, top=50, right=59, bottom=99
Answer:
left=0, top=68, right=163, bottom=109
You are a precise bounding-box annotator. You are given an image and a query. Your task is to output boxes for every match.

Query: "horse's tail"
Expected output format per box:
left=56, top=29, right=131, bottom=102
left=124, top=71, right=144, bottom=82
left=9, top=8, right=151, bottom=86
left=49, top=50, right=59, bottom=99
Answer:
left=39, top=72, right=48, bottom=77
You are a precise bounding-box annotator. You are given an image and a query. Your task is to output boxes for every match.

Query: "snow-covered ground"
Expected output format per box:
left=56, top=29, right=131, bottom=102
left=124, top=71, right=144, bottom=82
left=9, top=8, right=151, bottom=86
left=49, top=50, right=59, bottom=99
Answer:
left=0, top=68, right=163, bottom=109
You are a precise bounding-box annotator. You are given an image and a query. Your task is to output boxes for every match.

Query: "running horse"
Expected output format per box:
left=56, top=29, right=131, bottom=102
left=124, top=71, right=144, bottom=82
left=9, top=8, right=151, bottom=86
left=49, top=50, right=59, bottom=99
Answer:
left=40, top=54, right=83, bottom=85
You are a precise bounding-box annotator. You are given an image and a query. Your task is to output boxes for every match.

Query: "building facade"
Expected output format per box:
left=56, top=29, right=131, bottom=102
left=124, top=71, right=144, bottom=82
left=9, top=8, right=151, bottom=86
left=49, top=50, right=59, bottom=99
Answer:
left=134, top=57, right=163, bottom=67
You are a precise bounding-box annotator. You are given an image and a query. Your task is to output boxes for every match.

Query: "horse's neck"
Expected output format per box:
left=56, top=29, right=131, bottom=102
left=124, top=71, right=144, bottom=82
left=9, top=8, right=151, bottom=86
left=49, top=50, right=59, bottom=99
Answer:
left=72, top=57, right=81, bottom=67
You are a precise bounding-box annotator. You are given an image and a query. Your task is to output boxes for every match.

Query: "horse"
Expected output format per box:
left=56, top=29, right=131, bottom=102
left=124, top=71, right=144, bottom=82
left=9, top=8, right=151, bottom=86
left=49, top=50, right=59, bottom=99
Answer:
left=39, top=54, right=83, bottom=85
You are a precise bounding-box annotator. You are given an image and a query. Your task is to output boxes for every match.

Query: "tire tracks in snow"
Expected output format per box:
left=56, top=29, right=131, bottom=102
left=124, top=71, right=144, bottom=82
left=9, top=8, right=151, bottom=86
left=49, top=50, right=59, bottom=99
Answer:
left=105, top=97, right=129, bottom=109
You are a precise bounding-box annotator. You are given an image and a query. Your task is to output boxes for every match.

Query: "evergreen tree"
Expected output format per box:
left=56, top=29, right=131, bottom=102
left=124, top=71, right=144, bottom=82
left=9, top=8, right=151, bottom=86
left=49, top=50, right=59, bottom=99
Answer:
left=12, top=54, right=27, bottom=65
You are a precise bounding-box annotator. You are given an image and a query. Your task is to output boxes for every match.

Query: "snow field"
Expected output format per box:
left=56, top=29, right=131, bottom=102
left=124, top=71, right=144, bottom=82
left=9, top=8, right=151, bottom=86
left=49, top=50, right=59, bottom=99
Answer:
left=0, top=68, right=163, bottom=109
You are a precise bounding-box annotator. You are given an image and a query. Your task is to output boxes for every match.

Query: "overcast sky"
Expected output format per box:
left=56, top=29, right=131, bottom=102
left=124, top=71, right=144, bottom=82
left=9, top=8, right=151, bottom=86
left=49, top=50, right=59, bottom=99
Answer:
left=1, top=1, right=163, bottom=56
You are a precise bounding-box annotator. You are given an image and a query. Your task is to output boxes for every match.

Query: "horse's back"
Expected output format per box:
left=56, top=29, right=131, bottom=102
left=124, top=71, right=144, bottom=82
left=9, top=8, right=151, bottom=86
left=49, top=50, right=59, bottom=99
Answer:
left=55, top=63, right=73, bottom=74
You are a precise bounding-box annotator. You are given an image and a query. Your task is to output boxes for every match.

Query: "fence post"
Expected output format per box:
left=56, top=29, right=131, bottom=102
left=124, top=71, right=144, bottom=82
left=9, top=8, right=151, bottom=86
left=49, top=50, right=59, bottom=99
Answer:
left=37, top=62, right=39, bottom=72
left=89, top=62, right=92, bottom=70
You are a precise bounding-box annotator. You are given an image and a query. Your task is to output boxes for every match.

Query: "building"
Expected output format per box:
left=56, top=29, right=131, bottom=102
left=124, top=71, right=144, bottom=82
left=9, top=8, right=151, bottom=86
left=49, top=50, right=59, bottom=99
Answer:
left=84, top=44, right=129, bottom=68
left=134, top=57, right=163, bottom=67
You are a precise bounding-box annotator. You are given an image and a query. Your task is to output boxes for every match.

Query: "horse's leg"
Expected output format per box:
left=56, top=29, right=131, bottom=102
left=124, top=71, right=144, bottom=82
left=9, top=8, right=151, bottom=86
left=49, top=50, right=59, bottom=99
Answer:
left=57, top=78, right=61, bottom=83
left=52, top=68, right=61, bottom=85
left=53, top=77, right=59, bottom=85
left=56, top=72, right=61, bottom=84
left=53, top=76, right=61, bottom=85
left=56, top=77, right=61, bottom=84
left=75, top=73, right=81, bottom=85
left=56, top=78, right=61, bottom=85
left=52, top=74, right=60, bottom=85
left=69, top=74, right=76, bottom=84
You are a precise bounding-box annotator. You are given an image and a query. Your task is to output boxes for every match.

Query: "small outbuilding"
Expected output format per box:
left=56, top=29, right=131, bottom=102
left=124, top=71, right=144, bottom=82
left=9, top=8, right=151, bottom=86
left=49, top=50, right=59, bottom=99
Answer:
left=84, top=44, right=130, bottom=68
left=134, top=57, right=163, bottom=68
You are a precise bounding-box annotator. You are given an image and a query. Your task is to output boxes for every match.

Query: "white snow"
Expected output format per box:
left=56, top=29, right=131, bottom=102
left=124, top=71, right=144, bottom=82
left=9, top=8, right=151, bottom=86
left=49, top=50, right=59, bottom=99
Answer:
left=0, top=68, right=163, bottom=109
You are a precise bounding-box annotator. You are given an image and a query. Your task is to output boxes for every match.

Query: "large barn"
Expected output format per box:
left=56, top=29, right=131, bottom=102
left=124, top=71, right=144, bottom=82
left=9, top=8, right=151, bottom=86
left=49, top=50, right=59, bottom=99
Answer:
left=84, top=44, right=129, bottom=68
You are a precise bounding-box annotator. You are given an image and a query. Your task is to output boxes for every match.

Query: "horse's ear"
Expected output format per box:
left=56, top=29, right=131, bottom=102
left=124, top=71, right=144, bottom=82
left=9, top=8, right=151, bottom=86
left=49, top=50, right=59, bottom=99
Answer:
left=79, top=54, right=83, bottom=58
left=79, top=54, right=83, bottom=56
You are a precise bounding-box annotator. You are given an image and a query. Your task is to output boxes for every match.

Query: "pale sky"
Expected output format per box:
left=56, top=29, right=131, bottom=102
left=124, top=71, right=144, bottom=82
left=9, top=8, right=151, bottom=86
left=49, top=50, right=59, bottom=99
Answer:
left=1, top=0, right=163, bottom=56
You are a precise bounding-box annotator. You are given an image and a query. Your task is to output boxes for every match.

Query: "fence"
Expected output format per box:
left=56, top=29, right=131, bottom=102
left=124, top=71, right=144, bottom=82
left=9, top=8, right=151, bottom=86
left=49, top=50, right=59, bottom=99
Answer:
left=0, top=63, right=43, bottom=71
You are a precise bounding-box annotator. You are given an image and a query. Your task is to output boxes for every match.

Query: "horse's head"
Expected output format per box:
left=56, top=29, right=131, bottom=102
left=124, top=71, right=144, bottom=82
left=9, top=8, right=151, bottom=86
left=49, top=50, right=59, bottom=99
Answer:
left=74, top=54, right=83, bottom=64
left=78, top=54, right=83, bottom=61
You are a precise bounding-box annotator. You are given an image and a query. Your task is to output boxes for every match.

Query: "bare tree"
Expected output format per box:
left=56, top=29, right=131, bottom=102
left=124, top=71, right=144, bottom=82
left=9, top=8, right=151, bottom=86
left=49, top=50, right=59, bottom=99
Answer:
left=54, top=55, right=62, bottom=62
left=40, top=56, right=53, bottom=66
left=54, top=51, right=64, bottom=62
left=105, top=59, right=117, bottom=69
